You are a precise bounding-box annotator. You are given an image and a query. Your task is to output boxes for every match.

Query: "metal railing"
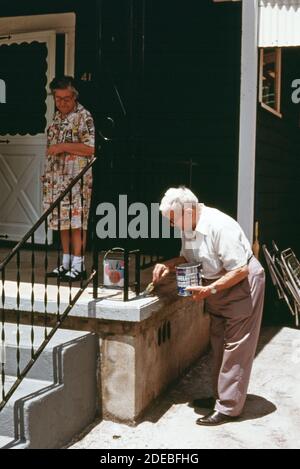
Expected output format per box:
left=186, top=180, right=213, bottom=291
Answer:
left=263, top=241, right=300, bottom=327
left=93, top=247, right=141, bottom=301
left=0, top=156, right=97, bottom=412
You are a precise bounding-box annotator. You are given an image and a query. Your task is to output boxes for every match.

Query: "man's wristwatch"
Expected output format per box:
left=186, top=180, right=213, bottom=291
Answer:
left=210, top=286, right=218, bottom=295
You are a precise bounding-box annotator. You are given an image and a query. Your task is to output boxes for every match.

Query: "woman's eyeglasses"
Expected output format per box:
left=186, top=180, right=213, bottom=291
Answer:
left=54, top=96, right=74, bottom=103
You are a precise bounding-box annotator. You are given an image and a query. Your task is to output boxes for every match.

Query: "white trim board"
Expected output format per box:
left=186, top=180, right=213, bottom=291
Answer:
left=237, top=0, right=259, bottom=245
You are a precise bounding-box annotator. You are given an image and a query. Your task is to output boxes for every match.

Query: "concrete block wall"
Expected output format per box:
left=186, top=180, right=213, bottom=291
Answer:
left=100, top=297, right=209, bottom=422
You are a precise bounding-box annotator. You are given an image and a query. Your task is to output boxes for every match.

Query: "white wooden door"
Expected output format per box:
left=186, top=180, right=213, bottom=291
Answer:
left=0, top=30, right=56, bottom=243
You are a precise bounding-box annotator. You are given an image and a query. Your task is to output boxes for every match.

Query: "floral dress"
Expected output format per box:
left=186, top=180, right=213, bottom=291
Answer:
left=43, top=103, right=95, bottom=230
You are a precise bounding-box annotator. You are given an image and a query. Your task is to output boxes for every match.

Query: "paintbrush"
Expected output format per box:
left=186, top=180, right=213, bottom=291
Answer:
left=141, top=281, right=155, bottom=297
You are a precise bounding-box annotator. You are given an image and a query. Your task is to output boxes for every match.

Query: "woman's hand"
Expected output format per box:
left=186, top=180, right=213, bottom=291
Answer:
left=185, top=285, right=212, bottom=301
left=47, top=144, right=65, bottom=156
left=152, top=263, right=170, bottom=284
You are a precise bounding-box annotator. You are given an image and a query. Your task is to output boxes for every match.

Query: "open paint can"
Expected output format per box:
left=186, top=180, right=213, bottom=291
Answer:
left=175, top=262, right=202, bottom=296
left=103, top=249, right=125, bottom=288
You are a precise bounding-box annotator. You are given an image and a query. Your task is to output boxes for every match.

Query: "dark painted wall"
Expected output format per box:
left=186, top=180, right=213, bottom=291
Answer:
left=256, top=48, right=300, bottom=257
left=0, top=0, right=242, bottom=255
left=140, top=0, right=241, bottom=216
left=256, top=48, right=300, bottom=325
left=95, top=0, right=242, bottom=254
left=99, top=0, right=242, bottom=211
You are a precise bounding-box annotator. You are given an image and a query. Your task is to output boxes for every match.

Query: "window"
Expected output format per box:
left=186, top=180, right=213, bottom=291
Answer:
left=0, top=41, right=48, bottom=135
left=259, top=48, right=282, bottom=117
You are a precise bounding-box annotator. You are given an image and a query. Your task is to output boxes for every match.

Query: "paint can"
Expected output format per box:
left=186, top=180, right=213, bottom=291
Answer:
left=103, top=249, right=125, bottom=288
left=175, top=262, right=202, bottom=296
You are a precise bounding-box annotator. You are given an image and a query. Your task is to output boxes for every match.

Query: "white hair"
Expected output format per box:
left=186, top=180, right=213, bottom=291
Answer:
left=159, top=186, right=199, bottom=214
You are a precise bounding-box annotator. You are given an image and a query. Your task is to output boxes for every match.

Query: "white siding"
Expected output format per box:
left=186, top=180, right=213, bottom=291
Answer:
left=259, top=0, right=300, bottom=47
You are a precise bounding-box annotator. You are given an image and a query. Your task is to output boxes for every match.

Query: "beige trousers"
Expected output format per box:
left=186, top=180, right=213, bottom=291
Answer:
left=204, top=257, right=265, bottom=416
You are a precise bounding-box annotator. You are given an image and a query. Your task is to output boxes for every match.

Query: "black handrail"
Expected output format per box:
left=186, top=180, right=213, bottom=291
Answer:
left=0, top=156, right=97, bottom=271
left=0, top=271, right=96, bottom=413
left=0, top=156, right=97, bottom=415
left=98, top=117, right=115, bottom=142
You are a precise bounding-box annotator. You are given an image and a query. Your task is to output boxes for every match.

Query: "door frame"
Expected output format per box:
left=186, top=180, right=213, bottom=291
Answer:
left=0, top=12, right=75, bottom=76
left=0, top=14, right=75, bottom=243
left=0, top=11, right=76, bottom=138
left=0, top=29, right=58, bottom=242
left=0, top=30, right=56, bottom=136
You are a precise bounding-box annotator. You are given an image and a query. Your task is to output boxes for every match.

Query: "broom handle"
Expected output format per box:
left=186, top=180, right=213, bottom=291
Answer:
left=253, top=221, right=260, bottom=259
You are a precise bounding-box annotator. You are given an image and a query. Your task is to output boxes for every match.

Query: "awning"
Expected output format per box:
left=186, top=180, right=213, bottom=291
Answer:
left=259, top=0, right=300, bottom=47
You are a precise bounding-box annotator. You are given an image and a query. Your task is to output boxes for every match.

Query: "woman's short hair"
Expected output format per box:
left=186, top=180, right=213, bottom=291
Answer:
left=159, top=186, right=199, bottom=214
left=49, top=76, right=79, bottom=98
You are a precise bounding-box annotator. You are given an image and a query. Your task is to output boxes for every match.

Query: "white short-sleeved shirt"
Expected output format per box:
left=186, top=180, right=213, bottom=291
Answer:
left=180, top=204, right=253, bottom=279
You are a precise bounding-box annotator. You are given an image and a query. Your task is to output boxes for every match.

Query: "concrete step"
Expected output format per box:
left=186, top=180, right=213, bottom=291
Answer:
left=0, top=324, right=98, bottom=449
left=0, top=435, right=17, bottom=449
left=0, top=375, right=52, bottom=438
left=2, top=323, right=93, bottom=381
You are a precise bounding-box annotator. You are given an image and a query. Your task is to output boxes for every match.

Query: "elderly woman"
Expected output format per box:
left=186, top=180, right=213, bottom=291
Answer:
left=43, top=76, right=95, bottom=281
left=152, top=187, right=265, bottom=426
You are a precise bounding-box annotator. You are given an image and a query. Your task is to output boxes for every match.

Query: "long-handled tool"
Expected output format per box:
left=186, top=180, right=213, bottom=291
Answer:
left=253, top=221, right=260, bottom=259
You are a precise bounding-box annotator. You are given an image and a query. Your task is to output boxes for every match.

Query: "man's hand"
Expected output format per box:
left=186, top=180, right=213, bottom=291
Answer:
left=47, top=144, right=65, bottom=156
left=152, top=263, right=170, bottom=284
left=185, top=285, right=212, bottom=301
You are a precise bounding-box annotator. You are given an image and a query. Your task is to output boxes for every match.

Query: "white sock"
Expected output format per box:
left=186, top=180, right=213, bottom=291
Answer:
left=72, top=256, right=85, bottom=272
left=62, top=253, right=73, bottom=270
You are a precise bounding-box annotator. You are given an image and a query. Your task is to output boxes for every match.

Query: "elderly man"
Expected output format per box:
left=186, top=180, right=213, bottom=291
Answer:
left=152, top=187, right=265, bottom=426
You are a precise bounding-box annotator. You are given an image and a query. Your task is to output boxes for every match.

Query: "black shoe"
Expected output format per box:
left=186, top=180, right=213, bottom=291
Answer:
left=192, top=397, right=216, bottom=409
left=46, top=265, right=68, bottom=278
left=196, top=410, right=238, bottom=427
left=61, top=268, right=87, bottom=282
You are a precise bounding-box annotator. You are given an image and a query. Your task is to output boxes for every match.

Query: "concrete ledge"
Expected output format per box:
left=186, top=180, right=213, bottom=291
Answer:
left=90, top=294, right=162, bottom=322
left=2, top=281, right=161, bottom=321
